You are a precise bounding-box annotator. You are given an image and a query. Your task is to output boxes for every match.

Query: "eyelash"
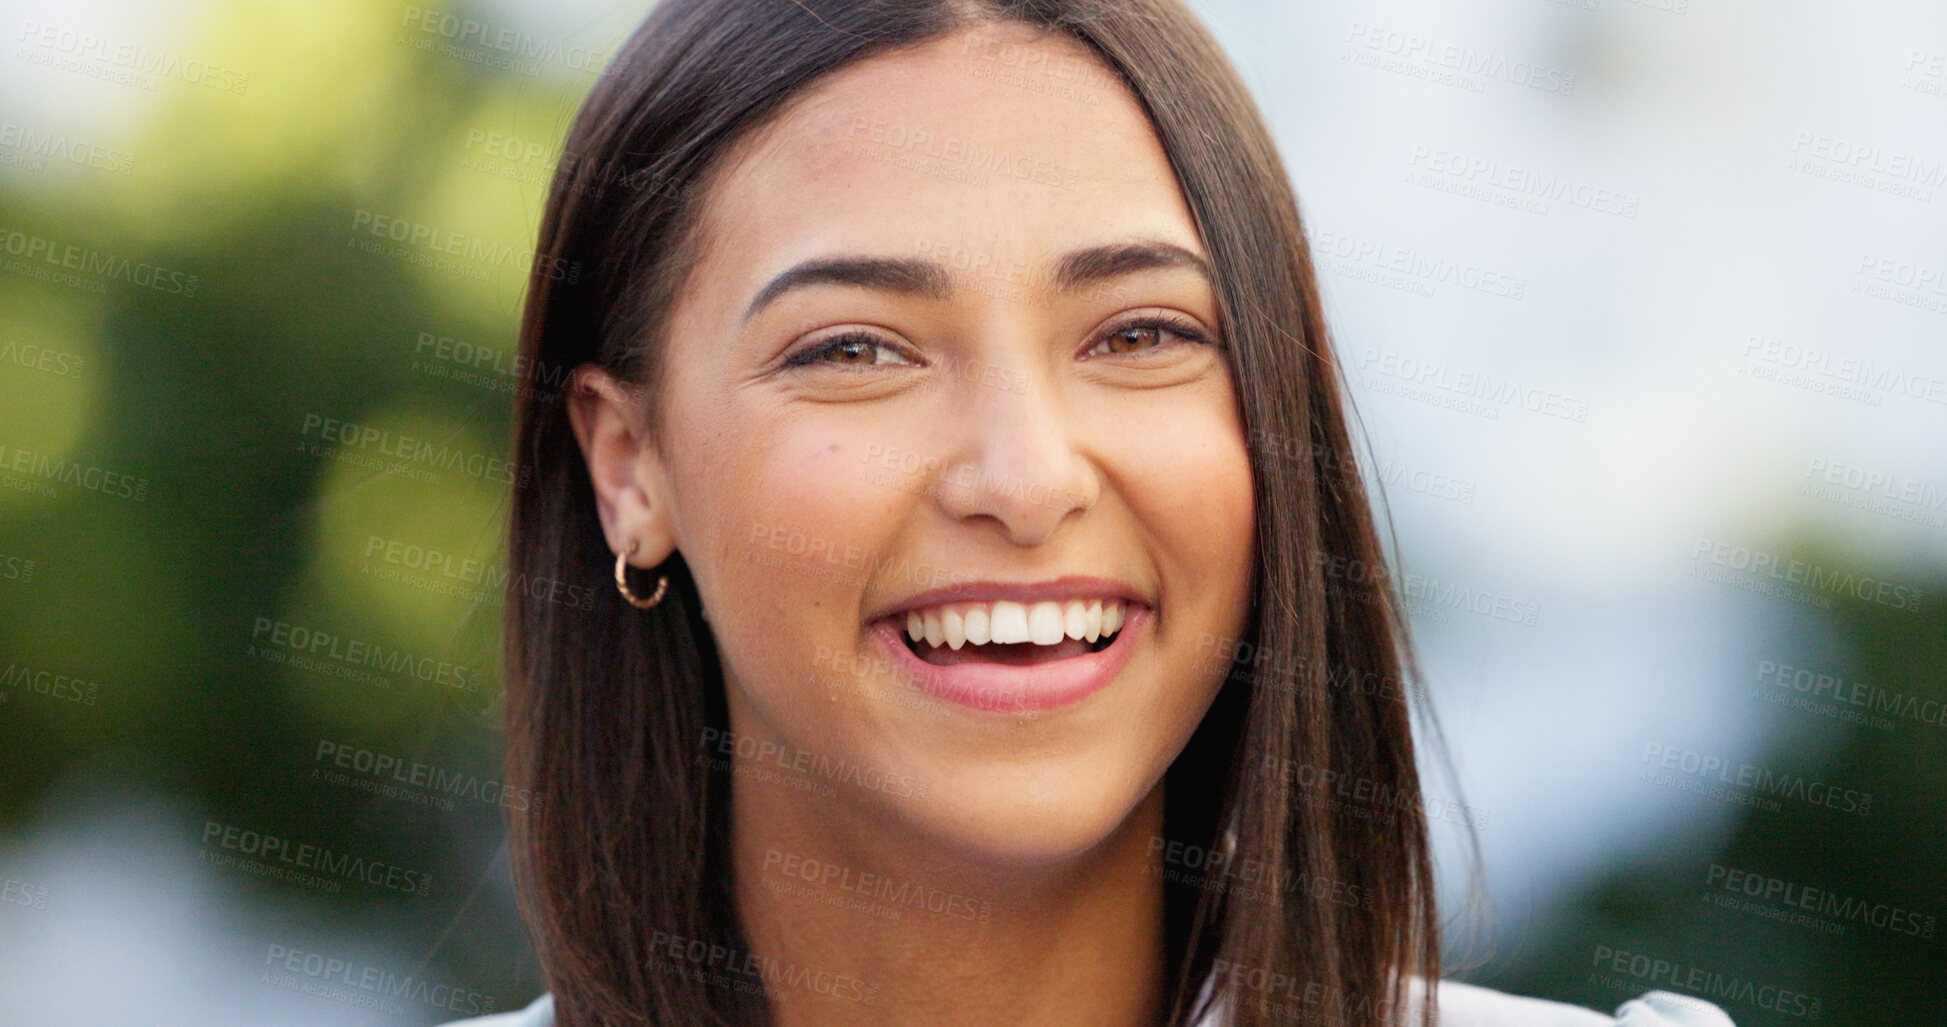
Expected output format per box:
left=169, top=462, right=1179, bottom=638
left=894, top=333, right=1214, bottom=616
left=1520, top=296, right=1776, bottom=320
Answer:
left=1086, top=314, right=1216, bottom=358
left=782, top=314, right=1217, bottom=369
left=782, top=331, right=916, bottom=369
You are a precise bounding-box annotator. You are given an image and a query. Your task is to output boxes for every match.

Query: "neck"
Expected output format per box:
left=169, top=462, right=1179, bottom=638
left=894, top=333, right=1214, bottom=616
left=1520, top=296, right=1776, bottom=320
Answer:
left=730, top=766, right=1169, bottom=1027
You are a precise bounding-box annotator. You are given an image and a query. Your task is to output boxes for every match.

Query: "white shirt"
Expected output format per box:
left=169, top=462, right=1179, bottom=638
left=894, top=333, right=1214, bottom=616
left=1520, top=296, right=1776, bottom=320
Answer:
left=438, top=980, right=1736, bottom=1026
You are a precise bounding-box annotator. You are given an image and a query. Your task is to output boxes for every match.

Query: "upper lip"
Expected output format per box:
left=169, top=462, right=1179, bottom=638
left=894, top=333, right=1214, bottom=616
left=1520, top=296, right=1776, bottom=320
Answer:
left=874, top=575, right=1148, bottom=622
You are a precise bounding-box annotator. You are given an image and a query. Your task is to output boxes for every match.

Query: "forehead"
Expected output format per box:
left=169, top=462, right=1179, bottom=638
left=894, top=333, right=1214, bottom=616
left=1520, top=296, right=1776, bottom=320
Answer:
left=678, top=22, right=1204, bottom=320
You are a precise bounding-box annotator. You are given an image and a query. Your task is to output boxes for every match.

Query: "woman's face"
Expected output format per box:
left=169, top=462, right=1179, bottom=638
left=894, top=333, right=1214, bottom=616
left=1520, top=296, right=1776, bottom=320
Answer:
left=580, top=22, right=1254, bottom=866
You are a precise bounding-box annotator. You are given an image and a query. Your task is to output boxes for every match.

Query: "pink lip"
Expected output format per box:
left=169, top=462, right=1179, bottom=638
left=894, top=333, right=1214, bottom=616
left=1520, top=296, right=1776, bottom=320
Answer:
left=868, top=602, right=1149, bottom=714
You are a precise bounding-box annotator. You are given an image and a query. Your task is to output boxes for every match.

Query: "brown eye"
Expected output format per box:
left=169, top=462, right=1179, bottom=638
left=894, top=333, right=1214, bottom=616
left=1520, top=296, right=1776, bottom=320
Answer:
left=1106, top=325, right=1162, bottom=354
left=826, top=338, right=877, bottom=363
left=784, top=332, right=918, bottom=369
left=1087, top=315, right=1215, bottom=358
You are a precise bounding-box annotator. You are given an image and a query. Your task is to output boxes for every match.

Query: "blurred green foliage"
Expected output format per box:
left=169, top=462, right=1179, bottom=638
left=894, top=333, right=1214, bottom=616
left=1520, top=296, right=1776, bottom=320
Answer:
left=0, top=0, right=596, bottom=1013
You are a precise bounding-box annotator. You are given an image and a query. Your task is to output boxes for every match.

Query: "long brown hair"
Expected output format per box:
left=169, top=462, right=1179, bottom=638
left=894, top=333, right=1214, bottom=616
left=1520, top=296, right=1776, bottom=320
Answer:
left=505, top=1, right=1441, bottom=1024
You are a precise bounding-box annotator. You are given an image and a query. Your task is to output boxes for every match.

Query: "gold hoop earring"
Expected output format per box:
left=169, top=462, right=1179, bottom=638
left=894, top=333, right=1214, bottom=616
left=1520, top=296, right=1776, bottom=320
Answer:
left=615, top=541, right=668, bottom=609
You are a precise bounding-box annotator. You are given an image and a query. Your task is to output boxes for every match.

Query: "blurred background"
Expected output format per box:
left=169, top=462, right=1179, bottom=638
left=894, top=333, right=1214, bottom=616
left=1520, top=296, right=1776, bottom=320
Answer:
left=0, top=0, right=1940, bottom=1023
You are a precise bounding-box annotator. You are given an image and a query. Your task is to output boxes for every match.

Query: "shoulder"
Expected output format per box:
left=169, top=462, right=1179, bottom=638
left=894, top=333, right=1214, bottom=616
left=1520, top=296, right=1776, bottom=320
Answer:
left=1193, top=979, right=1736, bottom=1026
left=434, top=992, right=553, bottom=1027
left=1427, top=979, right=1737, bottom=1027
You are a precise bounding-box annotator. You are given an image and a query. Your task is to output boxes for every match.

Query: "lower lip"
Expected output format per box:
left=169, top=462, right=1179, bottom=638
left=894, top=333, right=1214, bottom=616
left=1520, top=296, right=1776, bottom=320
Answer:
left=868, top=606, right=1149, bottom=713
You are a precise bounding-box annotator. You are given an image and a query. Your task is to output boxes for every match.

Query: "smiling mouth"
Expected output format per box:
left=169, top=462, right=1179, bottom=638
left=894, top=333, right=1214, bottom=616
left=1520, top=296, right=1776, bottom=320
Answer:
left=896, top=598, right=1128, bottom=666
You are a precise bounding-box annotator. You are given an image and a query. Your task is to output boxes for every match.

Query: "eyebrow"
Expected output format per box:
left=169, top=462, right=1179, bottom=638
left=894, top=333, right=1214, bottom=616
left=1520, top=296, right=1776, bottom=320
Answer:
left=740, top=241, right=1213, bottom=324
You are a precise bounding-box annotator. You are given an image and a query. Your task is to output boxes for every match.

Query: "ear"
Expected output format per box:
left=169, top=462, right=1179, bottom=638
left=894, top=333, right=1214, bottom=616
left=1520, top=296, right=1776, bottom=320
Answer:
left=565, top=364, right=679, bottom=570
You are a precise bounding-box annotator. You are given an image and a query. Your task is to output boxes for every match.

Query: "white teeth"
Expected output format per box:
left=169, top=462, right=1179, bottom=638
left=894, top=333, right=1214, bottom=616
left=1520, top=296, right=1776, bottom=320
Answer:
left=963, top=605, right=991, bottom=645
left=897, top=596, right=1130, bottom=650
left=1028, top=602, right=1065, bottom=645
left=1063, top=600, right=1087, bottom=641
left=989, top=601, right=1030, bottom=644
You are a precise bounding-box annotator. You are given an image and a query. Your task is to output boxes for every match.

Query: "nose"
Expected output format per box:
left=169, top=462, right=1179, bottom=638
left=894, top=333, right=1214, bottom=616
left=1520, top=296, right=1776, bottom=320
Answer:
left=930, top=362, right=1100, bottom=547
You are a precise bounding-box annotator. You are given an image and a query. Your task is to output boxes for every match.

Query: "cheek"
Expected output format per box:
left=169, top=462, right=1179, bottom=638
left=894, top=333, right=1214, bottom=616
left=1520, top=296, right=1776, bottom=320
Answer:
left=682, top=418, right=914, bottom=680
left=1103, top=390, right=1255, bottom=671
left=1119, top=400, right=1253, bottom=578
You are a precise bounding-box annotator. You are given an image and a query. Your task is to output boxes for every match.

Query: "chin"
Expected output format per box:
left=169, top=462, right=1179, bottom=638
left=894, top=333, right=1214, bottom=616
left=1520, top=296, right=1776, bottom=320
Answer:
left=877, top=753, right=1161, bottom=870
